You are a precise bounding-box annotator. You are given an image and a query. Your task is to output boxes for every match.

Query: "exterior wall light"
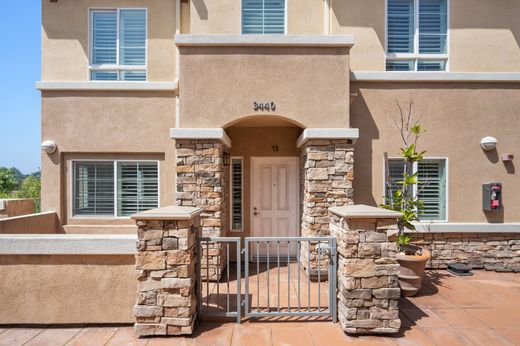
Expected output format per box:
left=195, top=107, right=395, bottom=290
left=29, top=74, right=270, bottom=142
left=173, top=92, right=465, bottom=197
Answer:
left=41, top=140, right=57, bottom=154
left=480, top=136, right=497, bottom=151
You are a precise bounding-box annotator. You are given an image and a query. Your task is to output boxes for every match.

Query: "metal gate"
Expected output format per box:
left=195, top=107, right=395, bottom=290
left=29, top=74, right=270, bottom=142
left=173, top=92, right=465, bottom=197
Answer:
left=197, top=236, right=337, bottom=323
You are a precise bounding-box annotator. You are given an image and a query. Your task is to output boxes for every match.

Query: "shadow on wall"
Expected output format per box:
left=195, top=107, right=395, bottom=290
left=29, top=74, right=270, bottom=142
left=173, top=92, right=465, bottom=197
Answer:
left=192, top=0, right=208, bottom=20
left=350, top=87, right=379, bottom=207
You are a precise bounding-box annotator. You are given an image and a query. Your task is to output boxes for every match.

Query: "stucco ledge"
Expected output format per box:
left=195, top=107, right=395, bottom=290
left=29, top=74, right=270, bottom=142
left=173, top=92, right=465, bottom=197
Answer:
left=131, top=206, right=203, bottom=221
left=329, top=205, right=403, bottom=219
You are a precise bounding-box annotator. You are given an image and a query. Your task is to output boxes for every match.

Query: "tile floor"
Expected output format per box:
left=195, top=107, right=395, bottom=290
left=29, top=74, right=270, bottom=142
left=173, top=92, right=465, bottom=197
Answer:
left=1, top=270, right=520, bottom=345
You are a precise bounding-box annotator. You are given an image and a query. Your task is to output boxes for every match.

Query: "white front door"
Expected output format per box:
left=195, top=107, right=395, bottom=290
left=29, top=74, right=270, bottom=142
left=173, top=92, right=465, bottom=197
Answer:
left=251, top=157, right=299, bottom=258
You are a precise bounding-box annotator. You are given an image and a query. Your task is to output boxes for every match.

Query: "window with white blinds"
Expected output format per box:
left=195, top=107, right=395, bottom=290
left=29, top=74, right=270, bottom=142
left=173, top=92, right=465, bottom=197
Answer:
left=73, top=161, right=158, bottom=217
left=90, top=9, right=147, bottom=81
left=386, top=0, right=448, bottom=71
left=230, top=158, right=243, bottom=231
left=242, top=0, right=285, bottom=34
left=385, top=158, right=447, bottom=221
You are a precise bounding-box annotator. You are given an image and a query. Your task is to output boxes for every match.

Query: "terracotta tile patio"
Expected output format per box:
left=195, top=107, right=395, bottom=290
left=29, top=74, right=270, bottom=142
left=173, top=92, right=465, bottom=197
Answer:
left=1, top=270, right=520, bottom=345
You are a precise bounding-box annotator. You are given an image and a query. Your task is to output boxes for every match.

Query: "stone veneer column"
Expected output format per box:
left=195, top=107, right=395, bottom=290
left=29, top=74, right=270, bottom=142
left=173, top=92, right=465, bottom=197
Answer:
left=132, top=206, right=202, bottom=337
left=175, top=139, right=229, bottom=281
left=329, top=205, right=402, bottom=335
left=300, top=139, right=354, bottom=279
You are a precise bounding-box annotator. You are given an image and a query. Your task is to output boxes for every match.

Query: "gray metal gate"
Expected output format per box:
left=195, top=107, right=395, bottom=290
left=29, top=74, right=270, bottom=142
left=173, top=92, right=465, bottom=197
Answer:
left=197, top=236, right=337, bottom=323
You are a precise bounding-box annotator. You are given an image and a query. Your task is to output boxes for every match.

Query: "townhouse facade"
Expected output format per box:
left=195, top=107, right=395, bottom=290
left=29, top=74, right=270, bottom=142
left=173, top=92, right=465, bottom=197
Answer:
left=14, top=0, right=519, bottom=324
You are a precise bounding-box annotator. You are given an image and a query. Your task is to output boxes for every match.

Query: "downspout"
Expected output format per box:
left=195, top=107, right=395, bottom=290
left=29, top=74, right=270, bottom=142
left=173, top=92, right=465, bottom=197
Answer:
left=324, top=0, right=331, bottom=35
left=175, top=0, right=181, bottom=128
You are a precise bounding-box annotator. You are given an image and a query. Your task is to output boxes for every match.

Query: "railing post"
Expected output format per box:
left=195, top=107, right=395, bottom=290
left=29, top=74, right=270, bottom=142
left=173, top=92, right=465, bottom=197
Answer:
left=132, top=206, right=203, bottom=337
left=329, top=205, right=402, bottom=335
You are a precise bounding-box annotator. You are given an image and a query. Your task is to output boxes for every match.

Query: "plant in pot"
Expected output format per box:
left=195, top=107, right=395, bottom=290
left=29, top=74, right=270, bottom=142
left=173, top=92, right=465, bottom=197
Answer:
left=381, top=100, right=431, bottom=297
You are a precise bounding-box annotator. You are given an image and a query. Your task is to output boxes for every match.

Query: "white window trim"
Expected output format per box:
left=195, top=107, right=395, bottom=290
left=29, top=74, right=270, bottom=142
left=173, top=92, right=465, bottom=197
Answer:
left=240, top=0, right=288, bottom=35
left=384, top=0, right=450, bottom=71
left=383, top=156, right=449, bottom=222
left=88, top=8, right=148, bottom=81
left=71, top=159, right=160, bottom=219
left=229, top=157, right=244, bottom=232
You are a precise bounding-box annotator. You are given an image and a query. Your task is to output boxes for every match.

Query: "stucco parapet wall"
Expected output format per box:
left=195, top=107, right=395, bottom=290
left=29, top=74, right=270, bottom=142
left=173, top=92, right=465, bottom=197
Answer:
left=170, top=128, right=232, bottom=148
left=0, top=234, right=136, bottom=255
left=329, top=205, right=403, bottom=219
left=132, top=206, right=203, bottom=221
left=175, top=34, right=355, bottom=47
left=411, top=222, right=520, bottom=233
left=351, top=72, right=520, bottom=83
left=35, top=81, right=178, bottom=92
left=296, top=128, right=359, bottom=148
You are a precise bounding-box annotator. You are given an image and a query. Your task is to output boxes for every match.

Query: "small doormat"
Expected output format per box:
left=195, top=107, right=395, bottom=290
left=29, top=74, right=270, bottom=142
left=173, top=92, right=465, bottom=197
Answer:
left=447, top=263, right=473, bottom=276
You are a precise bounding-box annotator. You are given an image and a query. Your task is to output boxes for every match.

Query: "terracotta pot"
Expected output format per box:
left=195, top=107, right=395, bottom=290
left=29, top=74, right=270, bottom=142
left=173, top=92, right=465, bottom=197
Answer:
left=396, top=245, right=431, bottom=297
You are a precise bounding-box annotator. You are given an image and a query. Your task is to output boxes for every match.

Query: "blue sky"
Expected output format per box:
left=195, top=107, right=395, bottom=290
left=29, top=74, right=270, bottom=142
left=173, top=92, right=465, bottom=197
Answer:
left=0, top=2, right=41, bottom=174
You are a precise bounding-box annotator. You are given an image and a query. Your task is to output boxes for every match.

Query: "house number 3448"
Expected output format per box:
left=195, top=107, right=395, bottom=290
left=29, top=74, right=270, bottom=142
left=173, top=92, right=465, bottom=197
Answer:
left=253, top=102, right=276, bottom=111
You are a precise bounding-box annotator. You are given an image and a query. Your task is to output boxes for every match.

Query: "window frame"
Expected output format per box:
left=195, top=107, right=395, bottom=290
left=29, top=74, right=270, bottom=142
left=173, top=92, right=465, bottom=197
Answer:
left=88, top=8, right=148, bottom=81
left=383, top=156, right=449, bottom=222
left=384, top=0, right=450, bottom=71
left=229, top=157, right=244, bottom=232
left=240, top=0, right=288, bottom=35
left=71, top=159, right=160, bottom=219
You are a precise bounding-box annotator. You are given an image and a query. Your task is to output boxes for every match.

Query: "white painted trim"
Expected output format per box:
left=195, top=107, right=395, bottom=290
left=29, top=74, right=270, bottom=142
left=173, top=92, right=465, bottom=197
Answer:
left=0, top=234, right=137, bottom=255
left=35, top=81, right=177, bottom=91
left=411, top=222, right=520, bottom=233
left=170, top=128, right=232, bottom=148
left=296, top=128, right=359, bottom=148
left=351, top=72, right=520, bottom=83
left=329, top=205, right=403, bottom=219
left=175, top=34, right=354, bottom=47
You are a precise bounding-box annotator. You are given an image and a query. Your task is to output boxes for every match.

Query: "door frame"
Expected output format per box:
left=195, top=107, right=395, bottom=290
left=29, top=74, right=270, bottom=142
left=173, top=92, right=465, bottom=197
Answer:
left=249, top=156, right=300, bottom=240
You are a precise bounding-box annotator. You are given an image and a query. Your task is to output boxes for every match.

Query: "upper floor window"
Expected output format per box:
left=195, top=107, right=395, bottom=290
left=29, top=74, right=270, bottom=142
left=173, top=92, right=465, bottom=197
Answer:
left=385, top=158, right=447, bottom=221
left=242, top=0, right=285, bottom=34
left=386, top=0, right=448, bottom=71
left=90, top=9, right=147, bottom=81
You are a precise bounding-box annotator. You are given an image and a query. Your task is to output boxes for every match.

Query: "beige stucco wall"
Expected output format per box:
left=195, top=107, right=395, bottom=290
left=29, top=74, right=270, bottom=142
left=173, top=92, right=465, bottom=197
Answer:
left=0, top=199, right=35, bottom=218
left=0, top=255, right=135, bottom=324
left=351, top=82, right=520, bottom=223
left=189, top=0, right=323, bottom=35
left=42, top=0, right=176, bottom=81
left=226, top=126, right=302, bottom=240
left=0, top=212, right=62, bottom=234
left=179, top=46, right=350, bottom=128
left=41, top=91, right=176, bottom=230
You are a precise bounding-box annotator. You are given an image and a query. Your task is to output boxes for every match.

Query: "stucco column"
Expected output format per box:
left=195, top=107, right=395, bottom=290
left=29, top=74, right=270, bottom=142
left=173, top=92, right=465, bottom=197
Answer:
left=132, top=206, right=202, bottom=337
left=300, top=139, right=354, bottom=279
left=329, top=205, right=402, bottom=335
left=175, top=139, right=229, bottom=281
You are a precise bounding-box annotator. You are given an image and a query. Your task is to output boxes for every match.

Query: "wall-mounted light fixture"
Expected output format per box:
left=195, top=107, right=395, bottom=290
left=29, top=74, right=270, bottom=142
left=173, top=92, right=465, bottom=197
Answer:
left=480, top=136, right=497, bottom=151
left=41, top=140, right=57, bottom=154
left=223, top=152, right=231, bottom=166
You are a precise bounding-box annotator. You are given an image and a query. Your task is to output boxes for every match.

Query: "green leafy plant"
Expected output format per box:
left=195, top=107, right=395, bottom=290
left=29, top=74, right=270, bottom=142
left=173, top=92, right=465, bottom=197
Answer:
left=381, top=100, right=426, bottom=254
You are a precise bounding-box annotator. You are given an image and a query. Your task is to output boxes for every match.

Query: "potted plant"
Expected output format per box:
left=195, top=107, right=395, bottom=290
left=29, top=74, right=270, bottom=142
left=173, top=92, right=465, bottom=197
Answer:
left=382, top=100, right=431, bottom=297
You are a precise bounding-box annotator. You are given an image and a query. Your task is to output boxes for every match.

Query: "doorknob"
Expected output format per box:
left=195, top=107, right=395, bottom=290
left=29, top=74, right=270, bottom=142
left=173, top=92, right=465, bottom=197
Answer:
left=254, top=207, right=260, bottom=216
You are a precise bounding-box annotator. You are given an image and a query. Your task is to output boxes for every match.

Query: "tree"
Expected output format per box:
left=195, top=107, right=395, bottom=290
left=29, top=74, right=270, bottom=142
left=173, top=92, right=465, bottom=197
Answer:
left=0, top=168, right=18, bottom=197
left=17, top=175, right=41, bottom=212
left=381, top=99, right=426, bottom=254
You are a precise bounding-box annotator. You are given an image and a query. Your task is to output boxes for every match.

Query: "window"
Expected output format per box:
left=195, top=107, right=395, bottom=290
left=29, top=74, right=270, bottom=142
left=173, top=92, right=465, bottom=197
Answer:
left=242, top=0, right=285, bottom=34
left=385, top=158, right=447, bottom=221
left=90, top=9, right=147, bottom=81
left=73, top=161, right=158, bottom=217
left=230, top=158, right=243, bottom=231
left=386, top=0, right=448, bottom=71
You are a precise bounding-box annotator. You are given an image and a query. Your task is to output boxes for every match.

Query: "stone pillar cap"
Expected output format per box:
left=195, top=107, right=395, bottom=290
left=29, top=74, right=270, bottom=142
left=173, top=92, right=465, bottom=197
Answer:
left=329, top=205, right=403, bottom=219
left=132, top=206, right=203, bottom=221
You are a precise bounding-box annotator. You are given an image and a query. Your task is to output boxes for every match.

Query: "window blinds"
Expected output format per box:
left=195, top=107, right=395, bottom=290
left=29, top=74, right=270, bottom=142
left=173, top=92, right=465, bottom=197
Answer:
left=242, top=0, right=285, bottom=34
left=92, top=11, right=117, bottom=65
left=231, top=159, right=243, bottom=231
left=386, top=159, right=446, bottom=221
left=74, top=162, right=115, bottom=215
left=119, top=10, right=146, bottom=66
left=117, top=162, right=159, bottom=217
left=418, top=0, right=447, bottom=54
left=387, top=0, right=415, bottom=53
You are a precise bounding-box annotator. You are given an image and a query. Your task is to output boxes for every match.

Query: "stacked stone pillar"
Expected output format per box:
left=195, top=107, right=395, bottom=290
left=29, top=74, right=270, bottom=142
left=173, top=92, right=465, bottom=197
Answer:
left=132, top=206, right=202, bottom=337
left=300, top=139, right=354, bottom=279
left=329, top=205, right=402, bottom=335
left=175, top=139, right=229, bottom=281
